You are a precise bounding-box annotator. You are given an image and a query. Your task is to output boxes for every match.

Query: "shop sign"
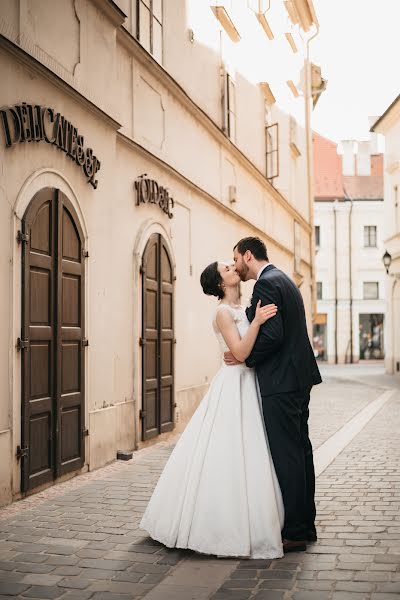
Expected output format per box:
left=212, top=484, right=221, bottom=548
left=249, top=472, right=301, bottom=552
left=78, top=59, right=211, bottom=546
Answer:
left=0, top=103, right=101, bottom=189
left=134, top=174, right=174, bottom=219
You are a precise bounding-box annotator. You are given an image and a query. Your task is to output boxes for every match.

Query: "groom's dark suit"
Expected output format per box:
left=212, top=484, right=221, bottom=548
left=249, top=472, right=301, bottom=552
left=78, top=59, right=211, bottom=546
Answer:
left=246, top=264, right=322, bottom=541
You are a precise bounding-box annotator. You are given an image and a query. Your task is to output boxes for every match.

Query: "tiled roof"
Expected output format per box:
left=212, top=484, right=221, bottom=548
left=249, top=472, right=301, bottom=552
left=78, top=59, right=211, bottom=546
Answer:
left=313, top=132, right=344, bottom=199
left=343, top=175, right=383, bottom=200
left=313, top=133, right=383, bottom=201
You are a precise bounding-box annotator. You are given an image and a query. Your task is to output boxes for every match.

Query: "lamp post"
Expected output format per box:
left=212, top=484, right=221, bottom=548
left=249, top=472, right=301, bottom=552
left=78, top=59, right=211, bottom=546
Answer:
left=382, top=250, right=400, bottom=279
left=383, top=250, right=392, bottom=274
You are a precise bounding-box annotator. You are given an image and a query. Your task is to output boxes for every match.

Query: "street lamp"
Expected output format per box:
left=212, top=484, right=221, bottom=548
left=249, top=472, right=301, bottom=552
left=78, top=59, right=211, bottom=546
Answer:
left=382, top=250, right=400, bottom=279
left=382, top=250, right=392, bottom=274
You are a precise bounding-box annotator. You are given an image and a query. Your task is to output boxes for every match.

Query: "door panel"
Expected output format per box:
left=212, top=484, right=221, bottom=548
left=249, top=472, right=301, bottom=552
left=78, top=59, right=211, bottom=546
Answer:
left=21, top=188, right=85, bottom=492
left=141, top=234, right=174, bottom=440
left=160, top=241, right=174, bottom=433
left=22, top=190, right=56, bottom=491
left=29, top=413, right=52, bottom=475
left=142, top=236, right=160, bottom=440
left=30, top=202, right=51, bottom=255
left=57, top=195, right=85, bottom=476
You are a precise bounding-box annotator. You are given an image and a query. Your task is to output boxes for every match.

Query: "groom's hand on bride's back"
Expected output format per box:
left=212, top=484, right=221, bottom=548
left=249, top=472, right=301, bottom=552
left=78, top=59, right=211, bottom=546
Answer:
left=223, top=351, right=243, bottom=366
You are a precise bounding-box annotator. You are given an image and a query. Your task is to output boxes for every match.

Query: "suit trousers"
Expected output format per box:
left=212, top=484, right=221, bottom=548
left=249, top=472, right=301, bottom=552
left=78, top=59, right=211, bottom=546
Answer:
left=261, top=388, right=316, bottom=541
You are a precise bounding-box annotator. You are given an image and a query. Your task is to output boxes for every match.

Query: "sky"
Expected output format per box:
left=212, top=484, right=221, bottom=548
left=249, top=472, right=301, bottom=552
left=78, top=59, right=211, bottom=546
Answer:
left=311, top=0, right=400, bottom=144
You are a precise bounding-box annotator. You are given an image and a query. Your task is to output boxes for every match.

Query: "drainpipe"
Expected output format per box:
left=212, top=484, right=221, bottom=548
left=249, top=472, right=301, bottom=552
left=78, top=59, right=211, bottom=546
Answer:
left=344, top=188, right=354, bottom=363
left=333, top=199, right=338, bottom=364
left=303, top=25, right=319, bottom=322
left=348, top=199, right=354, bottom=363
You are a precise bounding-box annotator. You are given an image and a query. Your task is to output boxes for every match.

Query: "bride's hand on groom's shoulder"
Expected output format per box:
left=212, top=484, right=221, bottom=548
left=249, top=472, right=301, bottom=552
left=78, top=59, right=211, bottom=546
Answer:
left=254, top=300, right=278, bottom=326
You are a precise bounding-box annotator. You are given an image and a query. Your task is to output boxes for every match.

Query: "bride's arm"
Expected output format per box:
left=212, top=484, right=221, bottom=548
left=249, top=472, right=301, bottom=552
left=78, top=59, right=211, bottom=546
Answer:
left=216, top=302, right=277, bottom=362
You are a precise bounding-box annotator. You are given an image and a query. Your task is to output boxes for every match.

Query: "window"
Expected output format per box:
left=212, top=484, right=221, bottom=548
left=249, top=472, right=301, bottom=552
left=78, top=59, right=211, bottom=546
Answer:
left=224, top=73, right=236, bottom=142
left=315, top=225, right=320, bottom=248
left=364, top=225, right=377, bottom=248
left=266, top=122, right=279, bottom=182
left=363, top=282, right=379, bottom=300
left=316, top=282, right=322, bottom=300
left=136, top=0, right=163, bottom=63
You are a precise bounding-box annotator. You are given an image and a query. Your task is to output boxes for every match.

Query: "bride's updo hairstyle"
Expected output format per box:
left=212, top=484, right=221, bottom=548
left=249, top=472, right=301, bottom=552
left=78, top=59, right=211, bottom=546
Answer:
left=200, top=262, right=225, bottom=300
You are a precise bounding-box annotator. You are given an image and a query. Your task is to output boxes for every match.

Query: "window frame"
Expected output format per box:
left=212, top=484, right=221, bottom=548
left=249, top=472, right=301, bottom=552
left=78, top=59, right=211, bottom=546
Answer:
left=224, top=73, right=237, bottom=142
left=316, top=281, right=323, bottom=300
left=363, top=225, right=377, bottom=248
left=136, top=0, right=163, bottom=62
left=265, top=122, right=279, bottom=182
left=315, top=225, right=320, bottom=248
left=363, top=281, right=379, bottom=300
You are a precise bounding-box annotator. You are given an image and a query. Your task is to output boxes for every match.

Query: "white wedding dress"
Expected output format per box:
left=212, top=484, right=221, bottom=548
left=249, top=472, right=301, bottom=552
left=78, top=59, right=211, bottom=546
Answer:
left=140, top=304, right=284, bottom=559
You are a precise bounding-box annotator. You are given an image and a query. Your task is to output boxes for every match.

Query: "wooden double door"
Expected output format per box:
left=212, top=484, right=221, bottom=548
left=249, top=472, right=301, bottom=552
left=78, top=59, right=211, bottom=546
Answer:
left=141, top=234, right=175, bottom=440
left=20, top=188, right=85, bottom=492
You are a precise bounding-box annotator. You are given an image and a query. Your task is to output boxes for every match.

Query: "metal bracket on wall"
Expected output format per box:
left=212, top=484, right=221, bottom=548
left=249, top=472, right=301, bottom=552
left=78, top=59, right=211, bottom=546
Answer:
left=16, top=231, right=29, bottom=244
left=16, top=445, right=29, bottom=461
left=16, top=338, right=29, bottom=351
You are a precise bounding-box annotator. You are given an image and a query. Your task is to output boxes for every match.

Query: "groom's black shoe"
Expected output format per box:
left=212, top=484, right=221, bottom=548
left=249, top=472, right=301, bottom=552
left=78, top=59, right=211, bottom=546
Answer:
left=282, top=539, right=307, bottom=553
left=306, top=530, right=317, bottom=542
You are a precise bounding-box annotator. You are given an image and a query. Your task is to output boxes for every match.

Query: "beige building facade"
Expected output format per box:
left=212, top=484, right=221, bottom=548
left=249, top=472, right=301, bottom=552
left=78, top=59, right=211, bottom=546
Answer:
left=372, top=97, right=400, bottom=377
left=0, top=0, right=320, bottom=506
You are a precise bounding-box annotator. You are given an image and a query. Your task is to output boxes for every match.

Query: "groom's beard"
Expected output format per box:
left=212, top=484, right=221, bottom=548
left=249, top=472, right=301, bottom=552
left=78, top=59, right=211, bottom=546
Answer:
left=238, top=264, right=249, bottom=281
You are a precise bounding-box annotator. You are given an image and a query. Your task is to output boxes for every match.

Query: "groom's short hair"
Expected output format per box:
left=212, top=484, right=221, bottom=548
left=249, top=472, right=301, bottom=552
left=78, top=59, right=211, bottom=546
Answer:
left=234, top=237, right=268, bottom=261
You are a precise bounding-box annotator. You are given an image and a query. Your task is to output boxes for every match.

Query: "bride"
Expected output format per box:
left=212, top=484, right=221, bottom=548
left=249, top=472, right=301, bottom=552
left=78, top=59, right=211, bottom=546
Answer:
left=140, top=261, right=284, bottom=559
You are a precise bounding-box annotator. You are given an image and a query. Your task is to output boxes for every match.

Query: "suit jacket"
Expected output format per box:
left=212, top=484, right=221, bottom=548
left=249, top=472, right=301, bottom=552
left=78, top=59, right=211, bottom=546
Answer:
left=245, top=264, right=322, bottom=396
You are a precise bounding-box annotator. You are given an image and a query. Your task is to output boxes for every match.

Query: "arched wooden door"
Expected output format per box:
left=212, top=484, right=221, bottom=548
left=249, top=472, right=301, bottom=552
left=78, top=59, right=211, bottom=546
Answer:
left=20, top=188, right=86, bottom=492
left=141, top=234, right=175, bottom=440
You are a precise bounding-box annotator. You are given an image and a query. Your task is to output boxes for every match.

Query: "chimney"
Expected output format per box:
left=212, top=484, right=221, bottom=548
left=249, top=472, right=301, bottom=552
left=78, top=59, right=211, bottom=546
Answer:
left=356, top=141, right=371, bottom=176
left=341, top=140, right=356, bottom=175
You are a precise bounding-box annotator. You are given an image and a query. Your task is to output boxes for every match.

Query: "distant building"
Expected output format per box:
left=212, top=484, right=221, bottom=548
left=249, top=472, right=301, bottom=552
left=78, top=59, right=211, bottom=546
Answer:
left=371, top=97, right=400, bottom=376
left=313, top=133, right=385, bottom=363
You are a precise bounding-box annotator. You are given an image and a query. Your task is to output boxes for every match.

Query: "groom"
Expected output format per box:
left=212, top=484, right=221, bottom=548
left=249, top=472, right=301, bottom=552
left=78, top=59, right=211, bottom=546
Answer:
left=226, top=236, right=322, bottom=553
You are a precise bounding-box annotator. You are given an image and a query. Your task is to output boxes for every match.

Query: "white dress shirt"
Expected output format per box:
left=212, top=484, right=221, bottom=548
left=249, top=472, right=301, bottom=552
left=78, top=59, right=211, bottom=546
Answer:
left=256, top=264, right=269, bottom=280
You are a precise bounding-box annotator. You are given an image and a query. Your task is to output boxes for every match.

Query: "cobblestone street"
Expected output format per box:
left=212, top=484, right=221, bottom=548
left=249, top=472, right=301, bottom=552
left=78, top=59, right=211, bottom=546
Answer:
left=0, top=364, right=399, bottom=600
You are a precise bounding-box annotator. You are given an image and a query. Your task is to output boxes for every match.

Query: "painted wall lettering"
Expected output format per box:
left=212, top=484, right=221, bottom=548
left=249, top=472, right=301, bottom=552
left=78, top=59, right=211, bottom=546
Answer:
left=0, top=103, right=101, bottom=189
left=134, top=174, right=174, bottom=218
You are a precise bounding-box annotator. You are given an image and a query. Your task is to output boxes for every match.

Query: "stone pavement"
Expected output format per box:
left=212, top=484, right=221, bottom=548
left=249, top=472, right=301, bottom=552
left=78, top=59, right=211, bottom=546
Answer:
left=0, top=364, right=399, bottom=600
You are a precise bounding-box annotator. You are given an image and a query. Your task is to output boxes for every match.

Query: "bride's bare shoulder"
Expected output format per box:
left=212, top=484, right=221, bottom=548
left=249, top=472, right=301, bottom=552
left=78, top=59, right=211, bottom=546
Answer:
left=215, top=304, right=235, bottom=326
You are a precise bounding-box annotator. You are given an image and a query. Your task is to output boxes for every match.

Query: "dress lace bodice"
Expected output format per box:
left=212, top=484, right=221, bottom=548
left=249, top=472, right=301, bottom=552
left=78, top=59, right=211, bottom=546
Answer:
left=212, top=304, right=250, bottom=355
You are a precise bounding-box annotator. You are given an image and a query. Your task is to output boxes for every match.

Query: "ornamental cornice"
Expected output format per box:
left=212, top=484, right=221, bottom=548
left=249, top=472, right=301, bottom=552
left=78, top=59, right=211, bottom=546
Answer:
left=89, top=0, right=126, bottom=27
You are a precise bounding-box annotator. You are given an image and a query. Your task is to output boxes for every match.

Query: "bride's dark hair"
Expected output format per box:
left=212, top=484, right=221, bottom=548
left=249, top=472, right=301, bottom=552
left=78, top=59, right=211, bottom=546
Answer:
left=200, top=262, right=225, bottom=300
